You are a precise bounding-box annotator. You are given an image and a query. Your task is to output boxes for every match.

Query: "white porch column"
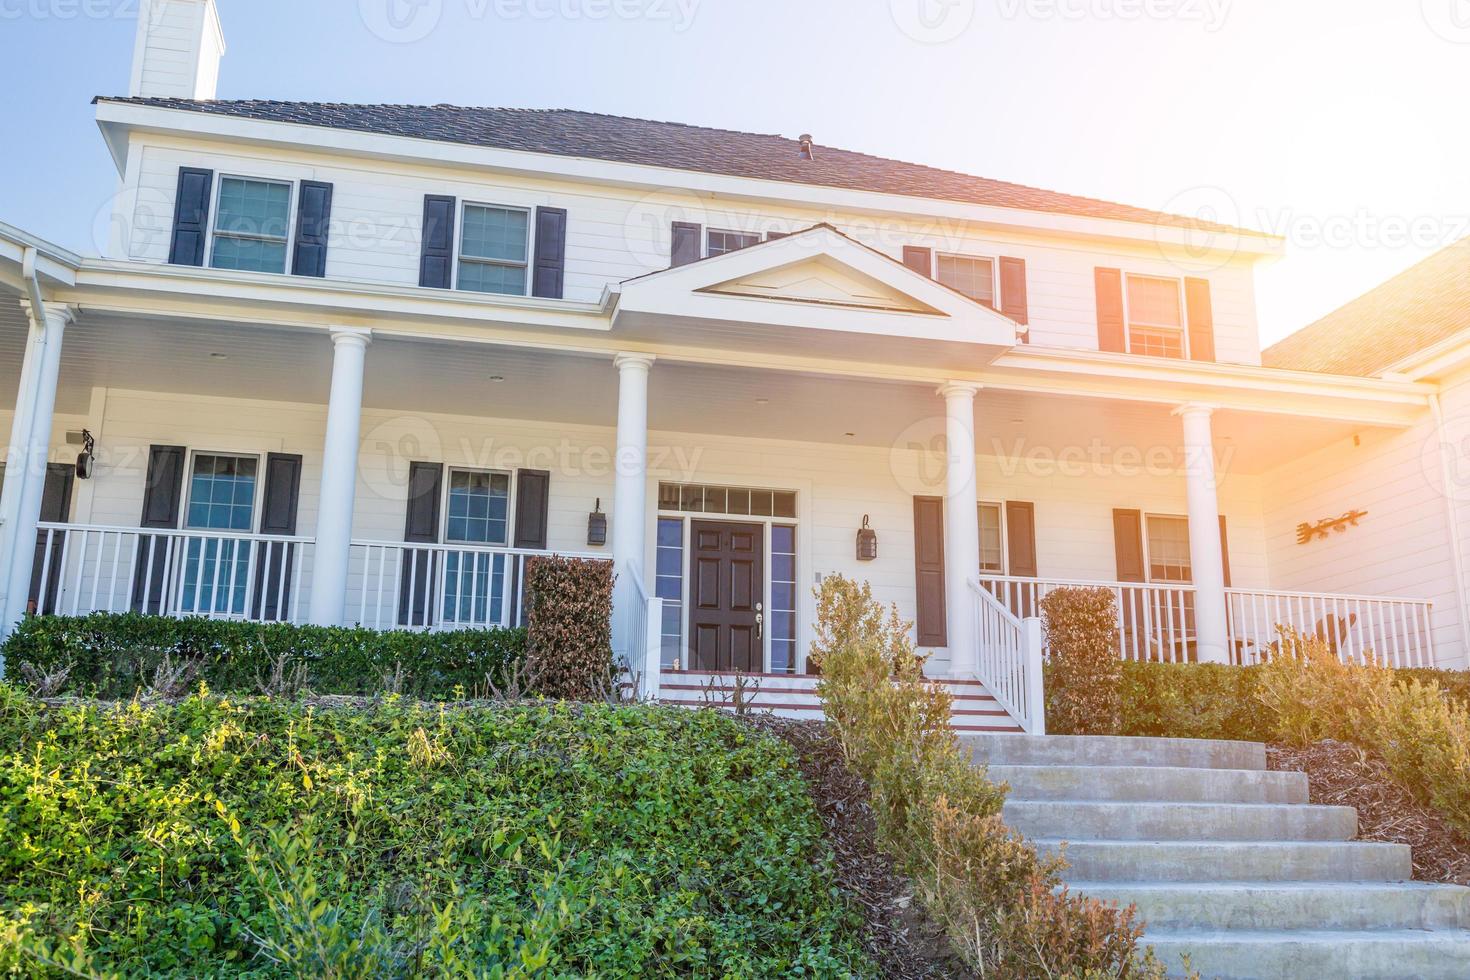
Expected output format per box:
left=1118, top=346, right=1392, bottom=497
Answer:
left=307, top=328, right=371, bottom=627
left=1177, top=403, right=1229, bottom=664
left=940, top=382, right=982, bottom=677
left=611, top=353, right=655, bottom=665
left=0, top=305, right=71, bottom=638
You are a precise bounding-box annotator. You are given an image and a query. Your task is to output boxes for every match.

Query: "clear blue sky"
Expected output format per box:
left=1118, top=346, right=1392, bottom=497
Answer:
left=2, top=0, right=1467, bottom=345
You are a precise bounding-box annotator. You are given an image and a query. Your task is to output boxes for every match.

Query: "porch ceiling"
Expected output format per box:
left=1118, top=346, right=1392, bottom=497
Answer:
left=0, top=304, right=1367, bottom=476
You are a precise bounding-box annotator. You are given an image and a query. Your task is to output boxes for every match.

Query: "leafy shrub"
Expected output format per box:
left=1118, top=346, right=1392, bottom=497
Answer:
left=0, top=690, right=871, bottom=976
left=1041, top=587, right=1123, bottom=736
left=524, top=557, right=615, bottom=700
left=0, top=613, right=524, bottom=700
left=809, top=576, right=920, bottom=675
left=814, top=576, right=1164, bottom=979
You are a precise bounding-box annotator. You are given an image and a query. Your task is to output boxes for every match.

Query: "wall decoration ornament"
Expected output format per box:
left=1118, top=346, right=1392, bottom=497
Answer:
left=1296, top=509, right=1369, bottom=545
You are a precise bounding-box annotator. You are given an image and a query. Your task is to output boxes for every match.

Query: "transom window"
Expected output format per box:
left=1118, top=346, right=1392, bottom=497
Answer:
left=444, top=469, right=511, bottom=545
left=706, top=229, right=761, bottom=257
left=1126, top=275, right=1186, bottom=359
left=658, top=482, right=798, bottom=519
left=936, top=254, right=997, bottom=307
left=457, top=204, right=530, bottom=296
left=978, top=503, right=1005, bottom=573
left=211, top=177, right=292, bottom=274
left=1146, top=515, right=1192, bottom=584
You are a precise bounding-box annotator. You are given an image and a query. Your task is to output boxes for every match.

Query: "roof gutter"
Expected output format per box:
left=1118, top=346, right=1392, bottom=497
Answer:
left=21, top=247, right=47, bottom=331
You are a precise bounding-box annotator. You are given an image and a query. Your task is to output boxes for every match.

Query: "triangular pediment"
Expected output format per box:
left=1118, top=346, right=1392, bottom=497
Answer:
left=700, top=255, right=940, bottom=313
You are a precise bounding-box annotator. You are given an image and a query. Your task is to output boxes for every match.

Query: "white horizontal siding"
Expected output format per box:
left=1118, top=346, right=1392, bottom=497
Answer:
left=121, top=136, right=1263, bottom=365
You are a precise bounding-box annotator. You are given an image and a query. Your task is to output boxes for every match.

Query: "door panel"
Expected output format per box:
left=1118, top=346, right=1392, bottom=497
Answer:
left=688, top=520, right=765, bottom=673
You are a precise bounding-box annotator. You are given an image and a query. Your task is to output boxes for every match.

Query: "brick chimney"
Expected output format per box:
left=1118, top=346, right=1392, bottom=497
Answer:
left=128, top=0, right=226, bottom=100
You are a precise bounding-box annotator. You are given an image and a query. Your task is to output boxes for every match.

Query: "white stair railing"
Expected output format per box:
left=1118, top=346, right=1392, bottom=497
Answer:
left=630, top=576, right=664, bottom=701
left=970, top=580, right=1047, bottom=735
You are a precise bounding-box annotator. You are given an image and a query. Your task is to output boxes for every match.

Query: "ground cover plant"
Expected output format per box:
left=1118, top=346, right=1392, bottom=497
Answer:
left=0, top=690, right=871, bottom=977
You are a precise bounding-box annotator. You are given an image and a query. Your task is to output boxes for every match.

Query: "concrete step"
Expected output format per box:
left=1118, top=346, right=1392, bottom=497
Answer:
left=965, top=734, right=1266, bottom=771
left=1074, top=881, right=1470, bottom=932
left=988, top=764, right=1309, bottom=804
left=1037, top=839, right=1414, bottom=883
left=1006, top=800, right=1356, bottom=842
left=1142, top=928, right=1470, bottom=980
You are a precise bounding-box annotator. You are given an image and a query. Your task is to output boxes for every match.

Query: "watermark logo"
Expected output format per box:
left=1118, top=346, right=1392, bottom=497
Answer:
left=0, top=0, right=140, bottom=21
left=359, top=0, right=444, bottom=43
left=1422, top=415, right=1470, bottom=503
left=621, top=192, right=712, bottom=273
left=1422, top=0, right=1470, bottom=43
left=1154, top=185, right=1245, bottom=273
left=890, top=0, right=976, bottom=44
left=994, top=0, right=1231, bottom=31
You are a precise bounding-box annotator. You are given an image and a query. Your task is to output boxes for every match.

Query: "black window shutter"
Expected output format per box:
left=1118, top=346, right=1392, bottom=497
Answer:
left=1112, top=509, right=1146, bottom=583
left=531, top=207, right=568, bottom=299
left=29, top=465, right=75, bottom=616
left=399, top=461, right=444, bottom=627
left=291, top=181, right=334, bottom=278
left=999, top=256, right=1030, bottom=328
left=902, top=246, right=933, bottom=276
left=1005, top=501, right=1038, bottom=578
left=419, top=195, right=457, bottom=289
left=132, top=445, right=187, bottom=614
left=913, top=496, right=947, bottom=647
left=253, top=453, right=304, bottom=622
left=1219, top=515, right=1232, bottom=589
left=765, top=231, right=790, bottom=241
left=671, top=222, right=702, bottom=267
left=168, top=168, right=214, bottom=267
left=513, top=469, right=551, bottom=550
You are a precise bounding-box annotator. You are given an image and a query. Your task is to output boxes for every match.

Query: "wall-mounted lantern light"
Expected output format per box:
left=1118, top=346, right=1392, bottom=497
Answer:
left=75, top=429, right=96, bottom=480
left=856, top=515, right=878, bottom=562
left=588, top=498, right=608, bottom=547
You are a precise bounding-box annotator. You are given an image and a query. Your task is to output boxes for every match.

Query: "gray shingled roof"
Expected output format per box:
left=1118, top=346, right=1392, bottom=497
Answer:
left=1264, top=237, right=1470, bottom=377
left=96, top=98, right=1264, bottom=236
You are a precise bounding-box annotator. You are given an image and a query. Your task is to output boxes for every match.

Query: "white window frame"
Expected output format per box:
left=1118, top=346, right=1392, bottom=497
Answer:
left=1123, top=273, right=1189, bottom=360
left=705, top=228, right=762, bottom=258
left=934, top=252, right=999, bottom=307
left=182, top=450, right=265, bottom=534
left=1142, top=512, right=1193, bottom=585
left=207, top=174, right=296, bottom=275
left=977, top=500, right=1008, bottom=574
left=440, top=467, right=517, bottom=547
left=656, top=484, right=803, bottom=675
left=454, top=201, right=533, bottom=298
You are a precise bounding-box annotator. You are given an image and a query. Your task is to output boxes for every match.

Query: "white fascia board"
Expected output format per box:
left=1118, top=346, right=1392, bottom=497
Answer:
left=65, top=259, right=608, bottom=332
left=0, top=221, right=81, bottom=286
left=92, top=101, right=1283, bottom=259
left=1378, top=327, right=1470, bottom=382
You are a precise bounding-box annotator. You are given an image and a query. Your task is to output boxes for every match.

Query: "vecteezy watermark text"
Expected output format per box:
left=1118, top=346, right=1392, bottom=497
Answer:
left=358, top=0, right=700, bottom=43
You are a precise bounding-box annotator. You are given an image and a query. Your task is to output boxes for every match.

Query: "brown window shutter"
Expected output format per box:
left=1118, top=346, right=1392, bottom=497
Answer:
left=1005, top=501, right=1038, bottom=577
left=913, top=496, right=947, bottom=647
left=1185, top=277, right=1217, bottom=362
left=1113, top=509, right=1146, bottom=583
left=1219, top=514, right=1232, bottom=588
left=1095, top=267, right=1127, bottom=353
left=999, top=256, right=1029, bottom=328
left=903, top=246, right=933, bottom=277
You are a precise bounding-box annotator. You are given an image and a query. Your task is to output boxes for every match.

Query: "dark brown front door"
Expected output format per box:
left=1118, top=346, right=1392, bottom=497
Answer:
left=689, top=520, right=764, bottom=672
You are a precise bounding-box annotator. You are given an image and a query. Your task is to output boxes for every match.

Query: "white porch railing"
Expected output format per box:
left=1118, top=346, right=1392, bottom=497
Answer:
left=32, top=522, right=313, bottom=622
left=346, top=540, right=609, bottom=631
left=1225, top=588, right=1435, bottom=669
left=629, top=575, right=665, bottom=701
left=980, top=574, right=1437, bottom=669
left=970, top=580, right=1046, bottom=735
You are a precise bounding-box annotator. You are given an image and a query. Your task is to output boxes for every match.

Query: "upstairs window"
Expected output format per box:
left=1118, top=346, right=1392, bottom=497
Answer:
left=458, top=204, right=530, bottom=296
left=211, top=177, right=292, bottom=274
left=1145, top=515, right=1192, bottom=584
left=1126, top=275, right=1186, bottom=359
left=936, top=253, right=997, bottom=307
left=706, top=229, right=761, bottom=257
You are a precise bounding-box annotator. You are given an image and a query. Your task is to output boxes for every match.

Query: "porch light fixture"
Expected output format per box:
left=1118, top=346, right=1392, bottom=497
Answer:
left=75, top=429, right=96, bottom=480
left=856, top=515, right=878, bottom=562
left=587, top=498, right=608, bottom=547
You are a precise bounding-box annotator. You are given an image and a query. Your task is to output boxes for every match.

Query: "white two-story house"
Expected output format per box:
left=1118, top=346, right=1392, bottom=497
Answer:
left=1, top=0, right=1464, bottom=734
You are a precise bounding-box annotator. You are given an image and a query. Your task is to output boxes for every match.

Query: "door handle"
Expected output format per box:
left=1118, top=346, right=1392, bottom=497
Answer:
left=755, top=602, right=763, bottom=640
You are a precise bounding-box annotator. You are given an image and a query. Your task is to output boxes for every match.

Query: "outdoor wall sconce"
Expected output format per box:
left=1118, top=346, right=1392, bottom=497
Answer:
left=588, top=499, right=608, bottom=547
left=75, top=429, right=95, bottom=480
left=856, top=515, right=878, bottom=562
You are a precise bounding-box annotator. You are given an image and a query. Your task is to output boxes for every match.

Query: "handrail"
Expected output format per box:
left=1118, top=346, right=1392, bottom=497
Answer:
left=37, top=521, right=314, bottom=545
left=969, top=580, right=1046, bottom=736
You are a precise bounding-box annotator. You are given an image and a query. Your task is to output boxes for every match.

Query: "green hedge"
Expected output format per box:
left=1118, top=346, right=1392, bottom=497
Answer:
left=0, top=692, right=870, bottom=976
left=1, top=613, right=525, bottom=700
left=1046, top=661, right=1470, bottom=741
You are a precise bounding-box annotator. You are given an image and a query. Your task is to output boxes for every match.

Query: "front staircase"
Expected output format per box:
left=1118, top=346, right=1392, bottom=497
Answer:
left=657, top=670, right=1024, bottom=732
left=968, top=733, right=1470, bottom=979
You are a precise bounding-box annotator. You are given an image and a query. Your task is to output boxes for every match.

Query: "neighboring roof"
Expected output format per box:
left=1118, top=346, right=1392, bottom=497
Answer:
left=95, top=98, right=1264, bottom=237
left=1264, top=237, right=1470, bottom=377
